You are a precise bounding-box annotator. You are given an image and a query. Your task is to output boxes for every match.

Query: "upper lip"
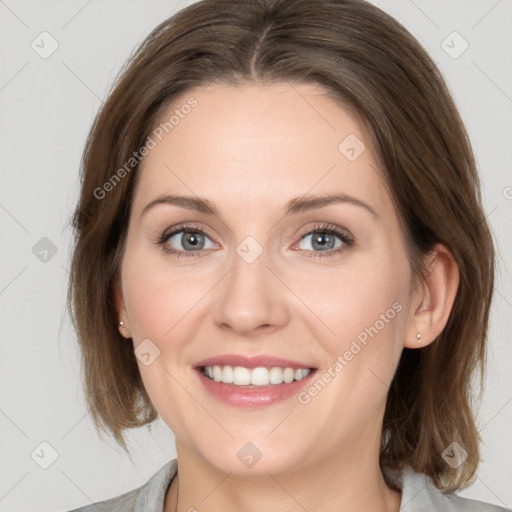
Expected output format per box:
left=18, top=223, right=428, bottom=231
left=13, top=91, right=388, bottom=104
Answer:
left=194, top=354, right=316, bottom=370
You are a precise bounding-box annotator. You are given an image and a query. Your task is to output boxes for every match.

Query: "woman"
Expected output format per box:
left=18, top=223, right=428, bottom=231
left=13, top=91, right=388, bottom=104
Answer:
left=66, top=0, right=510, bottom=510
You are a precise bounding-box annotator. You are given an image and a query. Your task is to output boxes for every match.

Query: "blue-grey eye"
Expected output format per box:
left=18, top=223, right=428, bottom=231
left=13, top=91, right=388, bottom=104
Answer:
left=166, top=230, right=216, bottom=252
left=297, top=231, right=344, bottom=252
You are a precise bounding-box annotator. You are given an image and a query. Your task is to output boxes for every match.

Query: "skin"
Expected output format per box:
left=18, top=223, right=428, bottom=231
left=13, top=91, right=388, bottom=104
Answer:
left=114, top=81, right=459, bottom=512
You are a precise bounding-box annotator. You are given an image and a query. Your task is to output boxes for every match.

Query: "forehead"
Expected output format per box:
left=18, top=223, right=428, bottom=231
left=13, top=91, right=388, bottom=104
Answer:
left=132, top=81, right=390, bottom=220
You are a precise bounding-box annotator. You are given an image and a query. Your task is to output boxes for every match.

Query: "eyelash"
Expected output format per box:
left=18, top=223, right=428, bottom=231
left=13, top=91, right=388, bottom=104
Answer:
left=156, top=222, right=354, bottom=259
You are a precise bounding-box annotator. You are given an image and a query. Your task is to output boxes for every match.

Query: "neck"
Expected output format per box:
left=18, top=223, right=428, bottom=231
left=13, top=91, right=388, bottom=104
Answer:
left=164, top=435, right=402, bottom=512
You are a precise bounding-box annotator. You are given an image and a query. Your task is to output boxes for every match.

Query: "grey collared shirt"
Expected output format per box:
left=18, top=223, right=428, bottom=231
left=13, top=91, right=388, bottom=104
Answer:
left=66, top=458, right=511, bottom=511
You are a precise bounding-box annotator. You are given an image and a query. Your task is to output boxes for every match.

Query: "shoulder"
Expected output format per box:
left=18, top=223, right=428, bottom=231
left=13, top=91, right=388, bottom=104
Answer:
left=64, top=459, right=178, bottom=512
left=444, top=493, right=511, bottom=512
left=65, top=487, right=140, bottom=512
left=384, top=464, right=511, bottom=512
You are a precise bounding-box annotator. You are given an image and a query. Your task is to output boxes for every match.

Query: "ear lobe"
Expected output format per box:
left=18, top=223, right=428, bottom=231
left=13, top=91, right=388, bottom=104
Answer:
left=404, top=243, right=460, bottom=349
left=113, top=273, right=131, bottom=338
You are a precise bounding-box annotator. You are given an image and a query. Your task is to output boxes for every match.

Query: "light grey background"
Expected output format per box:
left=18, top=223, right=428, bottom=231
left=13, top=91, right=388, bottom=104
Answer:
left=0, top=1, right=511, bottom=511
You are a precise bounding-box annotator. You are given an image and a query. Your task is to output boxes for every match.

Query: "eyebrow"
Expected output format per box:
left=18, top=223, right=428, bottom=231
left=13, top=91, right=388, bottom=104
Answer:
left=140, top=193, right=378, bottom=219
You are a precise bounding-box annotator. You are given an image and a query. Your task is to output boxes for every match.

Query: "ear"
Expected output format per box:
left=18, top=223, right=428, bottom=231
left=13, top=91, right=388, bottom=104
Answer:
left=113, top=272, right=132, bottom=339
left=404, top=243, right=459, bottom=349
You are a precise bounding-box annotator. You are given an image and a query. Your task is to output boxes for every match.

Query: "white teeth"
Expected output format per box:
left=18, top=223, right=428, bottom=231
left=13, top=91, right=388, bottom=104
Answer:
left=221, top=365, right=234, bottom=384
left=203, top=365, right=312, bottom=386
left=283, top=367, right=295, bottom=383
left=233, top=366, right=251, bottom=385
left=213, top=366, right=222, bottom=382
left=269, top=367, right=284, bottom=384
left=250, top=367, right=269, bottom=386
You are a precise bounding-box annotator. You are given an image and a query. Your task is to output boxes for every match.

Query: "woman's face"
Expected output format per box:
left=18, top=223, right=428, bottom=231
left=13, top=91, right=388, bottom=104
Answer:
left=115, top=81, right=419, bottom=475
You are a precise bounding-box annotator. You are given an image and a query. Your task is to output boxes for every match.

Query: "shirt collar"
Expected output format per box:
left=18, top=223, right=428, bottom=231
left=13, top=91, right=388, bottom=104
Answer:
left=134, top=458, right=178, bottom=512
left=382, top=462, right=441, bottom=511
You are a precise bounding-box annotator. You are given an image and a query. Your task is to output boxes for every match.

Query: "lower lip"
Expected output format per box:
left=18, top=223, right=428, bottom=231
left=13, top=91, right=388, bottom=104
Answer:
left=195, top=368, right=317, bottom=408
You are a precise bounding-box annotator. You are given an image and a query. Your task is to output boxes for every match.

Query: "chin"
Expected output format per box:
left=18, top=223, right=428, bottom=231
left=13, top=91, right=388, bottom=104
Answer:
left=192, top=437, right=307, bottom=477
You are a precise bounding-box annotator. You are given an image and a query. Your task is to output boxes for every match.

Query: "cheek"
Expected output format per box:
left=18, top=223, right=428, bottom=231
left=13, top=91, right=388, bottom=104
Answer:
left=289, top=254, right=410, bottom=360
left=121, top=246, right=205, bottom=343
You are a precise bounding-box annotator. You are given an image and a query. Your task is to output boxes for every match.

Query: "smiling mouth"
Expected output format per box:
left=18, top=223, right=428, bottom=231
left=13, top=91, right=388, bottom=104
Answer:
left=200, top=365, right=316, bottom=387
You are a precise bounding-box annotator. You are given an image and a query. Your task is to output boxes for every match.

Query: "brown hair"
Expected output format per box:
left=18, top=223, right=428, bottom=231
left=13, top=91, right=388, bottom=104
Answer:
left=67, top=0, right=495, bottom=492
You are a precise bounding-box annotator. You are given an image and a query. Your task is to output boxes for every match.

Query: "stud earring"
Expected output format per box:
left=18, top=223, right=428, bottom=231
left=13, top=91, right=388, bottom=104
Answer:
left=118, top=320, right=131, bottom=339
left=416, top=332, right=421, bottom=344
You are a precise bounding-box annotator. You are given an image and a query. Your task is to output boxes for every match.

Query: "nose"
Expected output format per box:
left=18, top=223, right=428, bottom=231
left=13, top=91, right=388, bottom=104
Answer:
left=211, top=246, right=290, bottom=338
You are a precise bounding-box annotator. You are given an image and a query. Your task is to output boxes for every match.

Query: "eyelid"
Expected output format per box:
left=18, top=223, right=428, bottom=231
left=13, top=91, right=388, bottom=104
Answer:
left=160, top=222, right=215, bottom=241
left=296, top=223, right=354, bottom=245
